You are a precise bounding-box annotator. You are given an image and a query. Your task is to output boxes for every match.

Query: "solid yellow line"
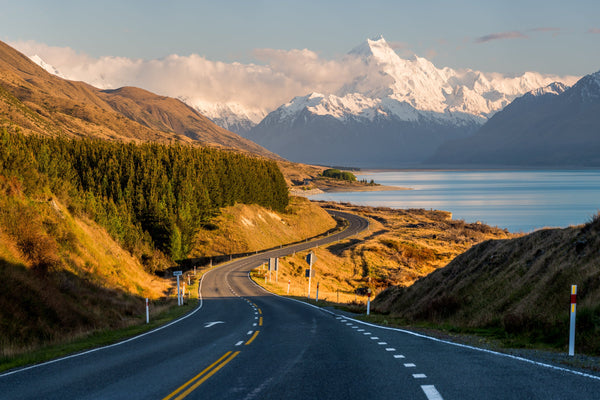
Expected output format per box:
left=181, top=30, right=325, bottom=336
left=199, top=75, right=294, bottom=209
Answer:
left=259, top=316, right=263, bottom=326
left=173, top=351, right=240, bottom=400
left=245, top=330, right=260, bottom=345
left=162, top=351, right=232, bottom=400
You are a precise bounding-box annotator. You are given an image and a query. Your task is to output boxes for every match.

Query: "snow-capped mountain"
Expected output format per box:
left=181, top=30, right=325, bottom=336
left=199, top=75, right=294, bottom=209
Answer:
left=29, top=55, right=67, bottom=79
left=429, top=70, right=600, bottom=166
left=181, top=99, right=267, bottom=136
left=247, top=36, right=578, bottom=167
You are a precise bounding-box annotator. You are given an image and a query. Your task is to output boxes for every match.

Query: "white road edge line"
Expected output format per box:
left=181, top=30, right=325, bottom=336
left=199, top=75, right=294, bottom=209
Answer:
left=1, top=266, right=217, bottom=378
left=421, top=385, right=444, bottom=400
left=245, top=253, right=600, bottom=382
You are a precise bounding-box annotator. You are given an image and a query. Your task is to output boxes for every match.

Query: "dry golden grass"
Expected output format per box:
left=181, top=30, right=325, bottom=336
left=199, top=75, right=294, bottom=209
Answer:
left=250, top=201, right=513, bottom=307
left=190, top=196, right=337, bottom=258
left=372, top=213, right=600, bottom=353
left=0, top=181, right=175, bottom=356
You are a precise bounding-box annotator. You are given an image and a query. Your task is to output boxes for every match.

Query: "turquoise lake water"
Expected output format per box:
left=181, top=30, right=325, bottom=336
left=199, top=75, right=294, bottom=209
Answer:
left=310, top=170, right=600, bottom=233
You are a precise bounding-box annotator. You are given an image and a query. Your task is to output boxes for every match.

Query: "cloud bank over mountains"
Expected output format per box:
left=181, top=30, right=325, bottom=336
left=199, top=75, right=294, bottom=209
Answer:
left=12, top=38, right=579, bottom=126
left=12, top=40, right=372, bottom=122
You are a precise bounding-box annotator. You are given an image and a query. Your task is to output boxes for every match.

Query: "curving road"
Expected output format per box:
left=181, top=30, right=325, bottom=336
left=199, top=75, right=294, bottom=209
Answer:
left=2, top=210, right=600, bottom=399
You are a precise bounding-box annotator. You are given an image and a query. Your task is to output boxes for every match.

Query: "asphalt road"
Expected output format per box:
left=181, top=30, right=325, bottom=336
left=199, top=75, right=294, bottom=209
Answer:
left=2, top=209, right=600, bottom=399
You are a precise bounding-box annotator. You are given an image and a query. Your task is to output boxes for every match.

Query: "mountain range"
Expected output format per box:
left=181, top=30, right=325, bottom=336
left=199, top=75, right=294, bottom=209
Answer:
left=244, top=36, right=577, bottom=167
left=24, top=37, right=599, bottom=168
left=429, top=71, right=600, bottom=166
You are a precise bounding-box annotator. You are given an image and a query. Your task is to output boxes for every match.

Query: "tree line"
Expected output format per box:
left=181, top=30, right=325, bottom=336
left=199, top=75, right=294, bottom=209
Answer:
left=0, top=130, right=289, bottom=265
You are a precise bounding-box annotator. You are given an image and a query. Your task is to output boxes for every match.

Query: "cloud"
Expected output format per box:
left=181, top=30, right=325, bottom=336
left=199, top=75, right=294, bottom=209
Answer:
left=530, top=27, right=560, bottom=33
left=10, top=40, right=372, bottom=114
left=587, top=28, right=600, bottom=34
left=475, top=31, right=528, bottom=43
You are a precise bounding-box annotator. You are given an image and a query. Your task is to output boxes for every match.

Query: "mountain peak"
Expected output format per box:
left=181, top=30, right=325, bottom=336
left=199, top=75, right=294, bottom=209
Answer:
left=348, top=35, right=397, bottom=62
left=570, top=69, right=600, bottom=102
left=528, top=82, right=568, bottom=97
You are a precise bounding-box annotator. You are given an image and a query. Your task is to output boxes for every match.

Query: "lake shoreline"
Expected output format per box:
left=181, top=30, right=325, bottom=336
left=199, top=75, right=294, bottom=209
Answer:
left=308, top=169, right=600, bottom=234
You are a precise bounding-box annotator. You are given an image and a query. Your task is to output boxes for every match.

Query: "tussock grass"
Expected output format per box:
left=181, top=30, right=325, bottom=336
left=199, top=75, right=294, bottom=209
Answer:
left=373, top=212, right=600, bottom=354
left=250, top=201, right=511, bottom=312
left=190, top=196, right=337, bottom=258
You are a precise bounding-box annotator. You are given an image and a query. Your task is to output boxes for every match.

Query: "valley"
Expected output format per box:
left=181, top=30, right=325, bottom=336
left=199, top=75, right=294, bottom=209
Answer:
left=1, top=24, right=600, bottom=399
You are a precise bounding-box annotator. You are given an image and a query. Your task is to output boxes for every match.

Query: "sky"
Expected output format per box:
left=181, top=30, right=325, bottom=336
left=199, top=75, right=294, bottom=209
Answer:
left=1, top=0, right=599, bottom=116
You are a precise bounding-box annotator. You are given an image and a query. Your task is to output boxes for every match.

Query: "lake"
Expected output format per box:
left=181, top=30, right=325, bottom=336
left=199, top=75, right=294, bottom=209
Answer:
left=310, top=170, right=600, bottom=233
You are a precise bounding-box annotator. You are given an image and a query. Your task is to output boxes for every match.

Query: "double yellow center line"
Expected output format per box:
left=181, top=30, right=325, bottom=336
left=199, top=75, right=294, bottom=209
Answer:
left=162, top=351, right=240, bottom=400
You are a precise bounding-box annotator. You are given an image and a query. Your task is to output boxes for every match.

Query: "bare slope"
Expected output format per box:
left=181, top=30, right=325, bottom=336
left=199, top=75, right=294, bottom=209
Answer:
left=373, top=215, right=600, bottom=353
left=0, top=40, right=274, bottom=156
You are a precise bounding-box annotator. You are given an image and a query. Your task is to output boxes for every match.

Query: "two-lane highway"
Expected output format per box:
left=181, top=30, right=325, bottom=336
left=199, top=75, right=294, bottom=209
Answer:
left=3, top=209, right=600, bottom=399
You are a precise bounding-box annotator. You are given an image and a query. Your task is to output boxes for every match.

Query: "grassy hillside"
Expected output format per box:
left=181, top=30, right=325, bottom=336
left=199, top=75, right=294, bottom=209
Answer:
left=0, top=188, right=336, bottom=362
left=190, top=196, right=337, bottom=259
left=253, top=202, right=512, bottom=305
left=0, top=178, right=171, bottom=358
left=372, top=214, right=600, bottom=354
left=0, top=40, right=274, bottom=157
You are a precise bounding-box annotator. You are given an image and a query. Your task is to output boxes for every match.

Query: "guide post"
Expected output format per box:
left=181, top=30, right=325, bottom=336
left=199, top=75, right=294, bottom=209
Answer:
left=569, top=284, right=577, bottom=356
left=305, top=251, right=316, bottom=298
left=173, top=271, right=182, bottom=306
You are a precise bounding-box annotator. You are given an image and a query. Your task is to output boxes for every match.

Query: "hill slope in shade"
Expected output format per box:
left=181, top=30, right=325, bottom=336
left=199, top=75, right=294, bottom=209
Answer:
left=0, top=40, right=274, bottom=157
left=429, top=71, right=600, bottom=166
left=373, top=215, right=600, bottom=353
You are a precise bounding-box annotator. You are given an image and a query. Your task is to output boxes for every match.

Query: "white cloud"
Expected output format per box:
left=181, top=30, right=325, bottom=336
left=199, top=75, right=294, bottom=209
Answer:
left=10, top=40, right=369, bottom=113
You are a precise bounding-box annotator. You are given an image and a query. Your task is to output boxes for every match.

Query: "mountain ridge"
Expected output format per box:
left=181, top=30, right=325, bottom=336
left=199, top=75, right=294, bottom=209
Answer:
left=429, top=70, right=600, bottom=166
left=0, top=40, right=275, bottom=158
left=245, top=36, right=578, bottom=167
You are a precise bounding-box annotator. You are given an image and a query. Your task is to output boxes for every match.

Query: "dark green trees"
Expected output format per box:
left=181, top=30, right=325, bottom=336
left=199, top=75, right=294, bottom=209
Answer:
left=322, top=168, right=357, bottom=181
left=0, top=131, right=289, bottom=261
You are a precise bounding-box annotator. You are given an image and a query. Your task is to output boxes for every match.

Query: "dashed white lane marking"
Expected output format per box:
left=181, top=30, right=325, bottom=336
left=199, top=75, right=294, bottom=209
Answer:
left=340, top=319, right=347, bottom=322
left=421, top=385, right=444, bottom=400
left=346, top=323, right=353, bottom=326
left=253, top=323, right=257, bottom=327
left=235, top=341, right=244, bottom=346
left=247, top=330, right=254, bottom=335
left=385, top=348, right=395, bottom=352
left=357, top=329, right=365, bottom=332
left=370, top=337, right=379, bottom=340
left=394, top=355, right=405, bottom=359
left=363, top=332, right=372, bottom=335
left=378, top=342, right=387, bottom=345
left=413, top=374, right=427, bottom=379
left=404, top=363, right=416, bottom=368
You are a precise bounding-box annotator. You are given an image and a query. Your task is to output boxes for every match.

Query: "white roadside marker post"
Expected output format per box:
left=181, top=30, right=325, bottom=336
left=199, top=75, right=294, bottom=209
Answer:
left=367, top=288, right=372, bottom=316
left=316, top=282, right=320, bottom=302
left=146, top=298, right=149, bottom=324
left=268, top=258, right=272, bottom=282
left=569, top=284, right=577, bottom=356
left=305, top=252, right=316, bottom=299
left=287, top=279, right=291, bottom=295
left=173, top=271, right=182, bottom=306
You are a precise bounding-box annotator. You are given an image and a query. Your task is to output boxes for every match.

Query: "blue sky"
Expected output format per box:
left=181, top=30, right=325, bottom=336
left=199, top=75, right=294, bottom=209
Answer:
left=2, top=0, right=599, bottom=76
